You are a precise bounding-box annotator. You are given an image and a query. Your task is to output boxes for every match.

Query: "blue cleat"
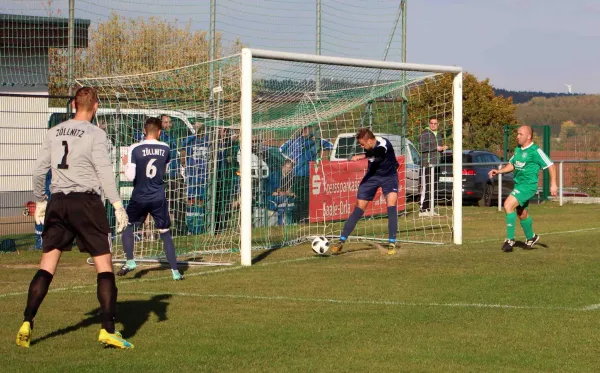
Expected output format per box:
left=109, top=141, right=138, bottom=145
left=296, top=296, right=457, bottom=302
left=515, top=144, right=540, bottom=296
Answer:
left=116, top=260, right=136, bottom=277
left=172, top=269, right=184, bottom=281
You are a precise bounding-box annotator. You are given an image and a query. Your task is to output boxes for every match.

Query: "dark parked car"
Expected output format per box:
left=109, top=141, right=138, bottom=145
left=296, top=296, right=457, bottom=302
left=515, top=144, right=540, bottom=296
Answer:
left=437, top=150, right=515, bottom=206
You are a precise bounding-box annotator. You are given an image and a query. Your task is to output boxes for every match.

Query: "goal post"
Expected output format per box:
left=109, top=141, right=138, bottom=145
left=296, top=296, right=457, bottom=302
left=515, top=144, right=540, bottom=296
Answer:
left=240, top=48, right=463, bottom=265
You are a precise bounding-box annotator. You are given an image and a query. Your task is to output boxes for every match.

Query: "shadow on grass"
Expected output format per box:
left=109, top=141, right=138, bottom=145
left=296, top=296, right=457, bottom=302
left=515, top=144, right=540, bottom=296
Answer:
left=129, top=262, right=190, bottom=279
left=31, top=294, right=172, bottom=345
left=252, top=246, right=285, bottom=264
left=513, top=240, right=549, bottom=250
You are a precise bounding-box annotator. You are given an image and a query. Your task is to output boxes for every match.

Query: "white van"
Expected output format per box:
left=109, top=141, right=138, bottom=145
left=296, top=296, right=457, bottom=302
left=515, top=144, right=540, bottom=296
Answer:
left=329, top=133, right=421, bottom=196
left=48, top=108, right=205, bottom=199
left=48, top=109, right=269, bottom=199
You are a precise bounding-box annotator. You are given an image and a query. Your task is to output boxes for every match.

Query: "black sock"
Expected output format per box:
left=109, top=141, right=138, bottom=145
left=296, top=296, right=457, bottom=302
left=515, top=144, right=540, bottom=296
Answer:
left=23, top=269, right=54, bottom=325
left=97, top=272, right=117, bottom=333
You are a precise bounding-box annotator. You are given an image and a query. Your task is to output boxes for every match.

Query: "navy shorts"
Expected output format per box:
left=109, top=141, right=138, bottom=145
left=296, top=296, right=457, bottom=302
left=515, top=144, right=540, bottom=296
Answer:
left=126, top=198, right=171, bottom=230
left=356, top=174, right=399, bottom=201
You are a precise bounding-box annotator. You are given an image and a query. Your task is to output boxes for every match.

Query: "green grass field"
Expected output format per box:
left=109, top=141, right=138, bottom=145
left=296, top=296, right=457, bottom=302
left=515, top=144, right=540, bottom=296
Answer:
left=2, top=203, right=600, bottom=373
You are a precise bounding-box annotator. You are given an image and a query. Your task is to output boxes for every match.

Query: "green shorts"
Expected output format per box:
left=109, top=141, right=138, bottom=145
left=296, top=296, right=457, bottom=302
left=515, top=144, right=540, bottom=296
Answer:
left=510, top=186, right=537, bottom=209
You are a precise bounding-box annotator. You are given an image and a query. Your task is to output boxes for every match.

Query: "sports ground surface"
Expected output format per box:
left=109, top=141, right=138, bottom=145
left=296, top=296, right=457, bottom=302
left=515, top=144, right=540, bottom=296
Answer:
left=1, top=203, right=599, bottom=373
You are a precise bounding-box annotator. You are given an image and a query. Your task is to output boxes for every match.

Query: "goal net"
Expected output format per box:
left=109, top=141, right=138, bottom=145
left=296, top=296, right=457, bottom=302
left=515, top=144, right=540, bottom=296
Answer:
left=76, top=49, right=462, bottom=266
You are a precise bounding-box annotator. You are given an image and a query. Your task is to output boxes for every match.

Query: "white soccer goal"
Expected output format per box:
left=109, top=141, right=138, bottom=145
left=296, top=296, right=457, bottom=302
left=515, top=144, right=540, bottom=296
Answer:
left=239, top=49, right=463, bottom=265
left=77, top=48, right=462, bottom=267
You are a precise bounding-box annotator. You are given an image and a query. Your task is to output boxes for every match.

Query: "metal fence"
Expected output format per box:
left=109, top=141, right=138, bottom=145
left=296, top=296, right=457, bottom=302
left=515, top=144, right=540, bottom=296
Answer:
left=0, top=93, right=71, bottom=249
left=557, top=160, right=600, bottom=203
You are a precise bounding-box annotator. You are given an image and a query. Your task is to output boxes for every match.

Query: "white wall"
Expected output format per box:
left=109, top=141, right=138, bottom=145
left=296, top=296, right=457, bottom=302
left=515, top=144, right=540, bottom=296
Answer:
left=1, top=46, right=50, bottom=195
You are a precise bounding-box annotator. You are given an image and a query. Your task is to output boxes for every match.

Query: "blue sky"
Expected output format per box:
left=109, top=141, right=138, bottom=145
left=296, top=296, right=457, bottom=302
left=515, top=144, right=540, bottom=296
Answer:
left=408, top=0, right=599, bottom=94
left=3, top=0, right=598, bottom=94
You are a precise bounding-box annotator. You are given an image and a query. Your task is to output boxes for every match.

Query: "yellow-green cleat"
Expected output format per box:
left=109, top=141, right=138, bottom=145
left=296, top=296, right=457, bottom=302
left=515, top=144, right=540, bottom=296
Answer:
left=387, top=242, right=397, bottom=256
left=16, top=321, right=32, bottom=348
left=98, top=329, right=134, bottom=349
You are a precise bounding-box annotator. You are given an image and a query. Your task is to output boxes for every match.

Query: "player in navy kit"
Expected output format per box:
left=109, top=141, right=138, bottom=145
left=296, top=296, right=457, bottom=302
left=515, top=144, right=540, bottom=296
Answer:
left=331, top=128, right=400, bottom=255
left=117, top=117, right=183, bottom=281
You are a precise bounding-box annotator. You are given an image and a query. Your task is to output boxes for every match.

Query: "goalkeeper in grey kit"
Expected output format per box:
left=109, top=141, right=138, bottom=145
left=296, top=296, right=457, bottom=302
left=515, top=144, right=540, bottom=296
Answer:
left=16, top=87, right=134, bottom=349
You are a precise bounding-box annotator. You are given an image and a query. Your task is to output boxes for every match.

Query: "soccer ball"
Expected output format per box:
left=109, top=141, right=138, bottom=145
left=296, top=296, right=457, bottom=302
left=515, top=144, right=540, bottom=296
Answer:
left=311, top=236, right=330, bottom=255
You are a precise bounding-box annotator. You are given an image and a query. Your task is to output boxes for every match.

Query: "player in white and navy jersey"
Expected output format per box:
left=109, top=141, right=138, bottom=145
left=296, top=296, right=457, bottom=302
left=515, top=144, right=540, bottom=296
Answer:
left=330, top=128, right=400, bottom=256
left=17, top=87, right=133, bottom=349
left=117, top=117, right=183, bottom=281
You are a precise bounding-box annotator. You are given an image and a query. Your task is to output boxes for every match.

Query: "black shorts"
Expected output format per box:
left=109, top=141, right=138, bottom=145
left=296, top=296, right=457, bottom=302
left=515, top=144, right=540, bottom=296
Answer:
left=42, top=192, right=112, bottom=257
left=126, top=198, right=171, bottom=230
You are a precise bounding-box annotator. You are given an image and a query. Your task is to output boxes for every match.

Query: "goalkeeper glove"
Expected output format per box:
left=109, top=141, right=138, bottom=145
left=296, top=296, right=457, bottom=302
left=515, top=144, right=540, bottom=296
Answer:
left=113, top=201, right=129, bottom=234
left=34, top=201, right=47, bottom=225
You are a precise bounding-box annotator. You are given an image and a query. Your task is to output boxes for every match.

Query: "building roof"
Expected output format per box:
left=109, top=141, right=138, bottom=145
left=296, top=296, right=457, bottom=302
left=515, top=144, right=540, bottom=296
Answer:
left=0, top=13, right=91, bottom=48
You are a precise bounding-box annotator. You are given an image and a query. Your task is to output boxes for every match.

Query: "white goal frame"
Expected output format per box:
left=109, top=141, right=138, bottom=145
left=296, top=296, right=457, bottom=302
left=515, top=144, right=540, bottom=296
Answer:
left=239, top=48, right=463, bottom=266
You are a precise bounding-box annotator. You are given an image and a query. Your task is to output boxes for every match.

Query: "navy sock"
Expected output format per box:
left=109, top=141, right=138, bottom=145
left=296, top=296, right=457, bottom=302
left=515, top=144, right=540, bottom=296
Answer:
left=387, top=206, right=397, bottom=242
left=160, top=231, right=179, bottom=271
left=24, top=269, right=53, bottom=323
left=340, top=207, right=365, bottom=241
left=122, top=225, right=135, bottom=261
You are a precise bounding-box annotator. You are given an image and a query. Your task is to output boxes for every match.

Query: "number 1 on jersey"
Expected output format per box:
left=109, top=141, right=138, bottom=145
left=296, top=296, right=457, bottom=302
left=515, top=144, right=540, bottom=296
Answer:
left=58, top=141, right=69, bottom=169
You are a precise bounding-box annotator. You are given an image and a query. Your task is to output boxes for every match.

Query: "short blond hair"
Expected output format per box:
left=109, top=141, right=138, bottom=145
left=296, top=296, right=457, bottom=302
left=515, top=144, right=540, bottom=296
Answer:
left=74, top=87, right=98, bottom=111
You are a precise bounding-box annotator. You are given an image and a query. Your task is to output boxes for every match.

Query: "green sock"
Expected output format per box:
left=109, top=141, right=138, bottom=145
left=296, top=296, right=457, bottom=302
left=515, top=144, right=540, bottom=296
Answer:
left=506, top=211, right=517, bottom=240
left=520, top=216, right=534, bottom=240
left=126, top=259, right=136, bottom=269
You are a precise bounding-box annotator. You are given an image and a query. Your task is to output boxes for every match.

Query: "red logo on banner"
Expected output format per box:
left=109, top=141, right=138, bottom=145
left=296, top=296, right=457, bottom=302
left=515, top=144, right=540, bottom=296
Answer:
left=309, top=156, right=406, bottom=223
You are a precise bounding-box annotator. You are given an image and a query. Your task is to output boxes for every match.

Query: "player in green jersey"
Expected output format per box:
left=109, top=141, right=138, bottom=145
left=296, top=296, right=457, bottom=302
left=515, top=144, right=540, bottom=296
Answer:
left=488, top=125, right=557, bottom=252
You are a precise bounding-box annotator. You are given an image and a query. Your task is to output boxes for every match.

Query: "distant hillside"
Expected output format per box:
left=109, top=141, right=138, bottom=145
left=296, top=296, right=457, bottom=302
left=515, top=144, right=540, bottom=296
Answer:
left=493, top=89, right=583, bottom=104
left=514, top=94, right=600, bottom=134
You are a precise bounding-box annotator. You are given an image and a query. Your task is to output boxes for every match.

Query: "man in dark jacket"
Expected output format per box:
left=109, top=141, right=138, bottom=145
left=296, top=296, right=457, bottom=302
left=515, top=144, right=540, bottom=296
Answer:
left=419, top=117, right=448, bottom=216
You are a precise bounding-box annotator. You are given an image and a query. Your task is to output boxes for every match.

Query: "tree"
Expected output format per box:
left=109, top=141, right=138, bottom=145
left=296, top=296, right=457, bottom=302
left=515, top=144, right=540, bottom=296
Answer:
left=407, top=72, right=518, bottom=156
left=516, top=95, right=600, bottom=132
left=559, top=120, right=577, bottom=140
left=49, top=13, right=243, bottom=99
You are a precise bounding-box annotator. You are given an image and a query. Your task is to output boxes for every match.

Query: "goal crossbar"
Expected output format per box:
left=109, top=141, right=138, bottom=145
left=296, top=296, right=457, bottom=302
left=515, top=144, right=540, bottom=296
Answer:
left=249, top=48, right=463, bottom=74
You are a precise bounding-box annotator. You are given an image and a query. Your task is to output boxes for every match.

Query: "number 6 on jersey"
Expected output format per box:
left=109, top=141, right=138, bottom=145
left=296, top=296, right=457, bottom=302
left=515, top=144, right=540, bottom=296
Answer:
left=146, top=158, right=157, bottom=178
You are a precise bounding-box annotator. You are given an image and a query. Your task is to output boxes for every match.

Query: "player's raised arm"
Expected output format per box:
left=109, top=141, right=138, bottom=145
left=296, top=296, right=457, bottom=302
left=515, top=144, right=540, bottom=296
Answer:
left=124, top=144, right=137, bottom=182
left=279, top=138, right=294, bottom=161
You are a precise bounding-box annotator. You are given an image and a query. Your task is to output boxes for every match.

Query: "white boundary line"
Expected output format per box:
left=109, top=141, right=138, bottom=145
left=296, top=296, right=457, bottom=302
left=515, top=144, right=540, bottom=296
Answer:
left=74, top=289, right=597, bottom=313
left=0, top=256, right=316, bottom=299
left=2, top=227, right=600, bottom=311
left=469, top=227, right=599, bottom=244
